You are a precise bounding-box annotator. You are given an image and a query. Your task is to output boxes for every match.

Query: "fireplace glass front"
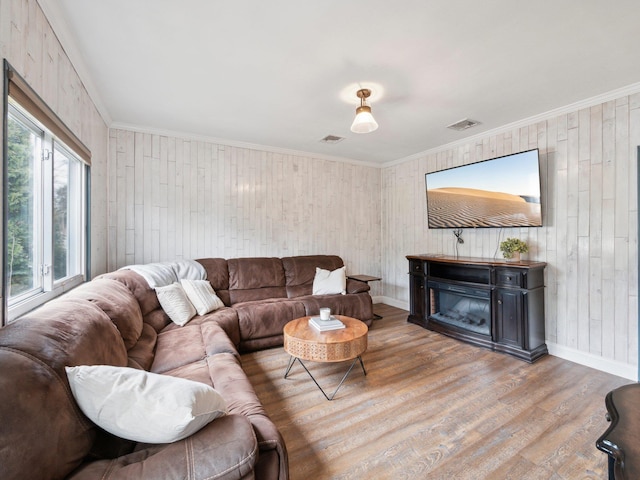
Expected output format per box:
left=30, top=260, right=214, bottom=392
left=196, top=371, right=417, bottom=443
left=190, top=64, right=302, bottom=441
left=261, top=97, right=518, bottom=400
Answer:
left=428, top=281, right=491, bottom=336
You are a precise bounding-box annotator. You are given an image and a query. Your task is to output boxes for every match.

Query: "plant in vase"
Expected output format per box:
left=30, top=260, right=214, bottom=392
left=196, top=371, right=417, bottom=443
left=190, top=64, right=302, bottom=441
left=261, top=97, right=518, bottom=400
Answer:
left=499, top=238, right=528, bottom=261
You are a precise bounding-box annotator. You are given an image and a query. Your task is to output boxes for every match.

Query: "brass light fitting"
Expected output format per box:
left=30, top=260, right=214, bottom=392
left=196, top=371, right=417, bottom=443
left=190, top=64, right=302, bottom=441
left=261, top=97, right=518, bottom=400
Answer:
left=350, top=88, right=378, bottom=134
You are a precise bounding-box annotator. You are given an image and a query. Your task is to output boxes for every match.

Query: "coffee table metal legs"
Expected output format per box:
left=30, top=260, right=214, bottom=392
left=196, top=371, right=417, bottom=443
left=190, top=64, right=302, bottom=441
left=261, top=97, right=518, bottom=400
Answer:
left=284, top=355, right=367, bottom=401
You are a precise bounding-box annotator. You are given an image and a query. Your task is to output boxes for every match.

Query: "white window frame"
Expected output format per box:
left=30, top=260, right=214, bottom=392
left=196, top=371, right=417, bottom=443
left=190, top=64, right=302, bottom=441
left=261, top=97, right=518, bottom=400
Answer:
left=6, top=101, right=88, bottom=321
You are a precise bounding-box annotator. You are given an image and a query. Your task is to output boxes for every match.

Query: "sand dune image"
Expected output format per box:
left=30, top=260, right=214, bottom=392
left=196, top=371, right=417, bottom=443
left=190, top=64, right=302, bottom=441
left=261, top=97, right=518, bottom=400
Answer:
left=427, top=188, right=541, bottom=228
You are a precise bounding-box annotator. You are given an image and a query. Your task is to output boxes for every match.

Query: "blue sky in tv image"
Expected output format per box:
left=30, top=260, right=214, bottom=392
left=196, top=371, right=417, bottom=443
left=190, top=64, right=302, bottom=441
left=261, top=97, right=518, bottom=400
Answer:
left=425, top=149, right=541, bottom=200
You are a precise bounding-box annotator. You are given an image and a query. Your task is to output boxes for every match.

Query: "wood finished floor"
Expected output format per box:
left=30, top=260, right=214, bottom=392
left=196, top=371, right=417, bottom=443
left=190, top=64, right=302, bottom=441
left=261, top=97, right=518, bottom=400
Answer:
left=241, top=305, right=631, bottom=480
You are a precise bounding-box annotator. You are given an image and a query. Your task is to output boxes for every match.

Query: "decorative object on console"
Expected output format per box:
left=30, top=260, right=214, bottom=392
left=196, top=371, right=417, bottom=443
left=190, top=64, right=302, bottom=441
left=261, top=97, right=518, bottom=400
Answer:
left=453, top=229, right=464, bottom=258
left=499, top=237, right=529, bottom=261
left=350, top=88, right=378, bottom=133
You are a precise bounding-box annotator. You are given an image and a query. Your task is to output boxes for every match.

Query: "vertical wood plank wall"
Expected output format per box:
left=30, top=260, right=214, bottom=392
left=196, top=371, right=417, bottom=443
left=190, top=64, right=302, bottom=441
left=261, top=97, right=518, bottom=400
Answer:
left=107, top=131, right=383, bottom=296
left=0, top=0, right=109, bottom=277
left=382, top=94, right=640, bottom=372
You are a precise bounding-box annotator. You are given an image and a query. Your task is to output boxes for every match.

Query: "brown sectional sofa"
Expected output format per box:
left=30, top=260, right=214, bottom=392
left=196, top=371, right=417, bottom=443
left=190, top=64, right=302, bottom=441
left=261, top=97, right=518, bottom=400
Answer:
left=0, top=255, right=373, bottom=480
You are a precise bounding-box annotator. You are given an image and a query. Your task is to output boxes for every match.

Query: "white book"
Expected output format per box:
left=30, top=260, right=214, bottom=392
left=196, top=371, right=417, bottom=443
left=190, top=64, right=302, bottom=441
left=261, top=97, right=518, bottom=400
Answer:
left=309, top=317, right=345, bottom=332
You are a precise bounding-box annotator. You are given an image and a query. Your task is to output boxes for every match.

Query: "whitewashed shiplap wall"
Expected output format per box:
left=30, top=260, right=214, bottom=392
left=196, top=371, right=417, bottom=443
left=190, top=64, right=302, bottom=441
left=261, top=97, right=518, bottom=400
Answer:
left=107, top=130, right=383, bottom=295
left=382, top=93, right=640, bottom=377
left=0, top=0, right=109, bottom=277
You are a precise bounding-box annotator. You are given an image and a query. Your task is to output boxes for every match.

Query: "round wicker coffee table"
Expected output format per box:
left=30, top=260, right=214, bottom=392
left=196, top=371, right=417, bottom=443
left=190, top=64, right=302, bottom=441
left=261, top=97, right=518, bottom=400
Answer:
left=283, top=315, right=368, bottom=400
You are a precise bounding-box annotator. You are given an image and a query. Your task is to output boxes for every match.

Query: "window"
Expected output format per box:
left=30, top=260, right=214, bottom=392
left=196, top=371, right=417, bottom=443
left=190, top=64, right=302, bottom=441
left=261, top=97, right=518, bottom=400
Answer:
left=3, top=62, right=90, bottom=322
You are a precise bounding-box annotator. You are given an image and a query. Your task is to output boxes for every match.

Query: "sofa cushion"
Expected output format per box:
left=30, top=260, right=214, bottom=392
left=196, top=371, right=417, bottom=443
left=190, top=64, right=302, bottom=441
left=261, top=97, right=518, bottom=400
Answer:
left=196, top=258, right=231, bottom=306
left=66, top=415, right=258, bottom=480
left=66, top=365, right=227, bottom=444
left=155, top=283, right=197, bottom=326
left=282, top=255, right=344, bottom=298
left=228, top=257, right=287, bottom=304
left=234, top=299, right=306, bottom=346
left=143, top=307, right=172, bottom=332
left=126, top=323, right=158, bottom=370
left=0, top=299, right=128, bottom=371
left=98, top=269, right=162, bottom=316
left=312, top=266, right=347, bottom=295
left=282, top=255, right=344, bottom=286
left=152, top=325, right=207, bottom=374
left=297, top=292, right=374, bottom=323
left=181, top=279, right=225, bottom=315
left=162, top=306, right=242, bottom=348
left=201, top=322, right=241, bottom=357
left=65, top=278, right=144, bottom=350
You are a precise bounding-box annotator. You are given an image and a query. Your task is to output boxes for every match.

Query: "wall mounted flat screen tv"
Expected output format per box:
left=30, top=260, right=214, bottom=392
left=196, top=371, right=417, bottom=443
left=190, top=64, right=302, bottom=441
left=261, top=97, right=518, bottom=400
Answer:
left=425, top=149, right=542, bottom=229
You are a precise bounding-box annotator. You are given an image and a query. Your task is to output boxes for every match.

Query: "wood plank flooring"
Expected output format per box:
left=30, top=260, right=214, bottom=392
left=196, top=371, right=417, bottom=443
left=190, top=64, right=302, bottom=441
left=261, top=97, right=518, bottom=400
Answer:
left=241, top=304, right=631, bottom=480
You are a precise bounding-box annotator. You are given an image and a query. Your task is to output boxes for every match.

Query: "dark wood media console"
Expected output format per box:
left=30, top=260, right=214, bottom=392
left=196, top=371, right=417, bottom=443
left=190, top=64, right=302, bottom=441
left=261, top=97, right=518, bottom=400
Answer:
left=407, top=254, right=547, bottom=362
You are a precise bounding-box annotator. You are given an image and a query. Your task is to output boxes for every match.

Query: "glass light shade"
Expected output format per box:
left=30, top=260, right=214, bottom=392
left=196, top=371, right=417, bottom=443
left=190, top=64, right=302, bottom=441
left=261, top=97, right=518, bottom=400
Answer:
left=350, top=106, right=378, bottom=133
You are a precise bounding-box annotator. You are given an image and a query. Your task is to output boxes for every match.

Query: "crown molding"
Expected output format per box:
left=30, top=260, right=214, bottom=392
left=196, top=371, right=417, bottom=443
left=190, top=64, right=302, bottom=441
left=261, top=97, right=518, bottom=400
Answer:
left=384, top=81, right=640, bottom=168
left=110, top=122, right=382, bottom=169
left=37, top=0, right=112, bottom=125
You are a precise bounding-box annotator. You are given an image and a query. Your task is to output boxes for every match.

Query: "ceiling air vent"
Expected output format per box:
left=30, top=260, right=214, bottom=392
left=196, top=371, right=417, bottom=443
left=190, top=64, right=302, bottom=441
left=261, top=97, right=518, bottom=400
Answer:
left=447, top=118, right=481, bottom=131
left=319, top=135, right=345, bottom=144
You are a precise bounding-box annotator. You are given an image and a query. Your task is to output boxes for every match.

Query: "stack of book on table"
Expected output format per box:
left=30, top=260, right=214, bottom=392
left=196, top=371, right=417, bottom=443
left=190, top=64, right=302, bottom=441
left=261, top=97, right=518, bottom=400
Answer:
left=309, top=316, right=345, bottom=332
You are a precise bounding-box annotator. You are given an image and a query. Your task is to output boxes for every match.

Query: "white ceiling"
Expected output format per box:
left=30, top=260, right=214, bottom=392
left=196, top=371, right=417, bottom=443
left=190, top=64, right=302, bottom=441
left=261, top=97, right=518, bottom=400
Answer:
left=50, top=0, right=640, bottom=165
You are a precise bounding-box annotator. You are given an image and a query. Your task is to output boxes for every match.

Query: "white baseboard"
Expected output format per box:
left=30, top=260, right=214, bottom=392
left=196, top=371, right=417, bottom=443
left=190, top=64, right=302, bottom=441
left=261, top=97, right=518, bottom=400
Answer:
left=373, top=299, right=638, bottom=381
left=376, top=296, right=409, bottom=310
left=546, top=342, right=638, bottom=381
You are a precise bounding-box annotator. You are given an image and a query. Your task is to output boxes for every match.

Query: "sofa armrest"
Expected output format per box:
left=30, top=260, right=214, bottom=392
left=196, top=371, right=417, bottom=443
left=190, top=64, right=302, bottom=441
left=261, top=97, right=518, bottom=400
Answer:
left=346, top=278, right=370, bottom=294
left=68, top=415, right=257, bottom=480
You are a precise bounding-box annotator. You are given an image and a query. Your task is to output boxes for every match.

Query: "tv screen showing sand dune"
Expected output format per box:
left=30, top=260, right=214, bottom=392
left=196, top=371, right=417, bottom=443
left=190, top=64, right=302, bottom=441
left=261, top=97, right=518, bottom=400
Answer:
left=425, top=150, right=542, bottom=229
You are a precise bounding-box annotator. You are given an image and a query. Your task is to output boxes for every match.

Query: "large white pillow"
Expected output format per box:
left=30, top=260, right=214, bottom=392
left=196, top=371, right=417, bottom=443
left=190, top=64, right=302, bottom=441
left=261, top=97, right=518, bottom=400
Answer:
left=312, top=266, right=347, bottom=295
left=180, top=279, right=225, bottom=316
left=155, top=282, right=196, bottom=326
left=65, top=365, right=227, bottom=444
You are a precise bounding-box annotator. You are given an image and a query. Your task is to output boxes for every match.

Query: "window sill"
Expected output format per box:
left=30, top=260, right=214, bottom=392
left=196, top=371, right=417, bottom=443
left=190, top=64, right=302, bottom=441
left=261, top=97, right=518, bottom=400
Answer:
left=8, top=274, right=85, bottom=322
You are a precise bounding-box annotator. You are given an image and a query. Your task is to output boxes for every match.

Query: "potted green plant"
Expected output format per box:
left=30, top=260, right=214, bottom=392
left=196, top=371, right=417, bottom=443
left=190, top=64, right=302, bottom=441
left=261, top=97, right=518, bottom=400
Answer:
left=499, top=238, right=528, bottom=261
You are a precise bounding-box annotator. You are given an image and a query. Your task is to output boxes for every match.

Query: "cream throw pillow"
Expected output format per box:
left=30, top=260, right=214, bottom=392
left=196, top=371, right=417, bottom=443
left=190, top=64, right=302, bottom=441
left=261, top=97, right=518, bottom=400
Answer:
left=180, top=279, right=225, bottom=316
left=65, top=365, right=227, bottom=444
left=155, top=283, right=196, bottom=326
left=312, top=266, right=347, bottom=295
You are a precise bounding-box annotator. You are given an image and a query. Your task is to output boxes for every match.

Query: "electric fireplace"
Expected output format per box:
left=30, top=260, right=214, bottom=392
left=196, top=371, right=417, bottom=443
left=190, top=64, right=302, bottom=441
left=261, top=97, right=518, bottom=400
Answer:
left=428, top=281, right=491, bottom=337
left=407, top=254, right=548, bottom=362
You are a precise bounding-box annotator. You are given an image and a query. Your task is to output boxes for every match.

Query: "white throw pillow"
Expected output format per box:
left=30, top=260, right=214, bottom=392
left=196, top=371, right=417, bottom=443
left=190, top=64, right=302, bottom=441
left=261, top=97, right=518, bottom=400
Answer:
left=65, top=365, right=227, bottom=444
left=155, top=283, right=196, bottom=326
left=180, top=279, right=225, bottom=316
left=312, top=266, right=347, bottom=295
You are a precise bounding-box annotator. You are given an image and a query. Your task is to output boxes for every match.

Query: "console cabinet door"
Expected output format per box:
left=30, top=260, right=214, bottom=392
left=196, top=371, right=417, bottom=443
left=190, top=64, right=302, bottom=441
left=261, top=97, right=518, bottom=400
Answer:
left=494, top=288, right=524, bottom=348
left=409, top=273, right=426, bottom=321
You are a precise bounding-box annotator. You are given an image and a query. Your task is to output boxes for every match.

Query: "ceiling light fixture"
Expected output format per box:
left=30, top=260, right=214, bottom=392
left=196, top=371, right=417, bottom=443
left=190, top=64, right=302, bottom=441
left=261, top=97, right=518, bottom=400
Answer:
left=350, top=88, right=378, bottom=134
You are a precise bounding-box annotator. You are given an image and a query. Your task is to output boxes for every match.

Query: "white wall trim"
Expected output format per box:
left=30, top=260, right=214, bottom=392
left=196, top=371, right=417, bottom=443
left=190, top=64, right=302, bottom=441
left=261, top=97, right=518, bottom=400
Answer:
left=384, top=81, right=640, bottom=168
left=37, top=0, right=112, bottom=126
left=546, top=342, right=638, bottom=381
left=110, top=122, right=381, bottom=168
left=371, top=295, right=384, bottom=304
left=379, top=296, right=409, bottom=310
